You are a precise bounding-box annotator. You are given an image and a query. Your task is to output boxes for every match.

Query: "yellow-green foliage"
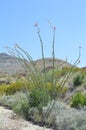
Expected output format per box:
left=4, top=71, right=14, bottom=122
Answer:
left=61, top=86, right=68, bottom=95
left=5, top=82, right=25, bottom=95
left=72, top=67, right=81, bottom=72
left=0, top=80, right=46, bottom=96
left=46, top=82, right=68, bottom=98
left=0, top=81, right=29, bottom=96
left=71, top=92, right=86, bottom=108
left=0, top=73, right=68, bottom=97
left=0, top=84, right=8, bottom=96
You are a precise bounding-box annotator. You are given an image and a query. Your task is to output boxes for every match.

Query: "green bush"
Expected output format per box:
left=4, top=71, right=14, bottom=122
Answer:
left=71, top=92, right=86, bottom=108
left=29, top=87, right=51, bottom=111
left=73, top=74, right=84, bottom=86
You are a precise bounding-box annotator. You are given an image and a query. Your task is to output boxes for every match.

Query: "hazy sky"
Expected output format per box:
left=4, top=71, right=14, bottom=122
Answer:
left=0, top=0, right=86, bottom=67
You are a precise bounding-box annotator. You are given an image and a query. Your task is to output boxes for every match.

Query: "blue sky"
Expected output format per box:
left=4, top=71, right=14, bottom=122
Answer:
left=0, top=0, right=86, bottom=67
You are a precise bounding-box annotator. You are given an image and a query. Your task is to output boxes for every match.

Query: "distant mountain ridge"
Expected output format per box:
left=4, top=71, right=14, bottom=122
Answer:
left=0, top=53, right=25, bottom=75
left=0, top=53, right=71, bottom=75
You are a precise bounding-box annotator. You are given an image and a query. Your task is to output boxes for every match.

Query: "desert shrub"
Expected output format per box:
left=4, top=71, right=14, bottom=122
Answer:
left=72, top=67, right=81, bottom=72
left=46, top=68, right=71, bottom=81
left=13, top=94, right=30, bottom=120
left=5, top=85, right=21, bottom=95
left=0, top=94, right=14, bottom=107
left=71, top=92, right=86, bottom=108
left=59, top=67, right=70, bottom=76
left=1, top=94, right=86, bottom=130
left=73, top=74, right=84, bottom=86
left=29, top=86, right=51, bottom=111
left=0, top=90, right=46, bottom=122
left=61, top=86, right=68, bottom=97
left=28, top=107, right=42, bottom=123
left=0, top=81, right=29, bottom=95
left=43, top=100, right=86, bottom=130
left=46, top=69, right=66, bottom=81
left=0, top=92, right=30, bottom=119
left=0, top=84, right=8, bottom=96
left=46, top=82, right=68, bottom=98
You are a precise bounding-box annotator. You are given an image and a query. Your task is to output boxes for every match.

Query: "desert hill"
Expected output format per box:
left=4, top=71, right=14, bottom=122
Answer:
left=0, top=53, right=71, bottom=75
left=0, top=53, right=25, bottom=75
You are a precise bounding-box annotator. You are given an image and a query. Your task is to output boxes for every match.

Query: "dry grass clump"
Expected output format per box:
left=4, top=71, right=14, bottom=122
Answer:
left=43, top=100, right=86, bottom=130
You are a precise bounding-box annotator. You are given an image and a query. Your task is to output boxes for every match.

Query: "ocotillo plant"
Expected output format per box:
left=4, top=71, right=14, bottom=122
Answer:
left=6, top=23, right=81, bottom=109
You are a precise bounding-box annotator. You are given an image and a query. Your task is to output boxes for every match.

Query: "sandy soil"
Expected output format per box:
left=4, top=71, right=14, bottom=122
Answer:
left=0, top=106, right=52, bottom=130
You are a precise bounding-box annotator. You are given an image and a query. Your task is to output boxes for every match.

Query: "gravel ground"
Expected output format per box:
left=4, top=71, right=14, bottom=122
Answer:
left=0, top=106, right=52, bottom=130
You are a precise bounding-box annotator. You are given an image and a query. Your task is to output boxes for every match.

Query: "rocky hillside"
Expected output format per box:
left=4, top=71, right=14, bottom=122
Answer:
left=0, top=53, right=71, bottom=75
left=0, top=53, right=25, bottom=75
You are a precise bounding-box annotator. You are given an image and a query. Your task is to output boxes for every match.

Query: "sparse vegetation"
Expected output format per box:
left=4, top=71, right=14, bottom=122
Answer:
left=0, top=94, right=86, bottom=130
left=0, top=23, right=86, bottom=130
left=43, top=100, right=86, bottom=130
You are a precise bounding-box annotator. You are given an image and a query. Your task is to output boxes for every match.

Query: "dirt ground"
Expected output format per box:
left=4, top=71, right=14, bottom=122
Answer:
left=0, top=106, right=52, bottom=130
